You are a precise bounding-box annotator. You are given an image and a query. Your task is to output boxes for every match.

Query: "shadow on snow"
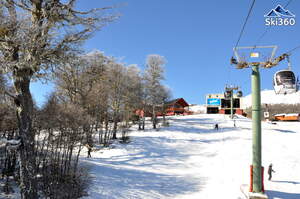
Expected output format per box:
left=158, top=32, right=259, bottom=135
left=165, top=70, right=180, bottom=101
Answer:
left=87, top=135, right=222, bottom=168
left=266, top=190, right=300, bottom=199
left=272, top=129, right=297, bottom=133
left=272, top=180, right=300, bottom=185
left=83, top=161, right=205, bottom=199
left=82, top=134, right=208, bottom=199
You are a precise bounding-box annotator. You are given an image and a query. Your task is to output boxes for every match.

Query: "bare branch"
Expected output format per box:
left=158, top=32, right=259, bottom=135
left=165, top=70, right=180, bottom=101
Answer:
left=4, top=90, right=17, bottom=99
left=12, top=1, right=32, bottom=12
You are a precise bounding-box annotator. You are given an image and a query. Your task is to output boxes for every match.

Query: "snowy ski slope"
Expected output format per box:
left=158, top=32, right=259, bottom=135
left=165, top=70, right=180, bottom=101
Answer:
left=81, top=114, right=300, bottom=199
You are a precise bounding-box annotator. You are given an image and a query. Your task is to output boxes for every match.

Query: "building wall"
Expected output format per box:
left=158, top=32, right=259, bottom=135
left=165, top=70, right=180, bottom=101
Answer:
left=206, top=93, right=244, bottom=115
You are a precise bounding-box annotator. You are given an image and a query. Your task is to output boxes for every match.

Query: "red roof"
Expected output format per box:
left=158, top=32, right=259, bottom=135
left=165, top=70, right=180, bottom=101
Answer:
left=166, top=98, right=189, bottom=107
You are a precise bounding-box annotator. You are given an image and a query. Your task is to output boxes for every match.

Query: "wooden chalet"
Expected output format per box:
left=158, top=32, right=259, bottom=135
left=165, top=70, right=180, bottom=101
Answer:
left=164, top=98, right=191, bottom=116
left=135, top=98, right=192, bottom=117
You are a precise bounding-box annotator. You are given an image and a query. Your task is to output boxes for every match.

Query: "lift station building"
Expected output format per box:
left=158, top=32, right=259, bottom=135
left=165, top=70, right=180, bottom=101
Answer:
left=206, top=93, right=244, bottom=115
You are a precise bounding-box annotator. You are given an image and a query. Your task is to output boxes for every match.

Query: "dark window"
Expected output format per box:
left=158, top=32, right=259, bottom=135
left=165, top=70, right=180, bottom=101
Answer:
left=174, top=104, right=182, bottom=108
left=207, top=107, right=219, bottom=114
left=233, top=99, right=240, bottom=108
left=276, top=71, right=295, bottom=85
left=225, top=109, right=236, bottom=114
left=221, top=98, right=240, bottom=108
left=221, top=99, right=230, bottom=108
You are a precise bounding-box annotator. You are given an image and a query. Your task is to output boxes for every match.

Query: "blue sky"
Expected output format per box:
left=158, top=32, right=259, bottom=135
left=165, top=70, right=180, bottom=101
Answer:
left=30, top=0, right=300, bottom=106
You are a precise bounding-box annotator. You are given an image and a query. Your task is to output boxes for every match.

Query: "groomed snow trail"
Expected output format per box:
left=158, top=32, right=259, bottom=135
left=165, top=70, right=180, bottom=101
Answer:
left=81, top=114, right=300, bottom=199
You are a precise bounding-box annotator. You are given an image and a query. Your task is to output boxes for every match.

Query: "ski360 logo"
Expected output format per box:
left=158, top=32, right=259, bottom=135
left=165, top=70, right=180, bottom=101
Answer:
left=264, top=5, right=296, bottom=26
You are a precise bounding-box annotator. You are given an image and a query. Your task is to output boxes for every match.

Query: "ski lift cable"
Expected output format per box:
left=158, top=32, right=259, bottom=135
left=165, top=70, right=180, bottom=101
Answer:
left=234, top=0, right=256, bottom=49
left=230, top=0, right=256, bottom=83
left=286, top=44, right=300, bottom=55
left=253, top=0, right=293, bottom=49
left=285, top=0, right=293, bottom=8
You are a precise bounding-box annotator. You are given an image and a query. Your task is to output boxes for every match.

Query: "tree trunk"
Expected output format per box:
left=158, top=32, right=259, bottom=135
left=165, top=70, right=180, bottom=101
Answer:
left=112, top=120, right=118, bottom=139
left=14, top=75, right=38, bottom=199
left=152, top=105, right=156, bottom=129
left=138, top=116, right=142, bottom=130
left=142, top=116, right=145, bottom=130
left=112, top=112, right=118, bottom=139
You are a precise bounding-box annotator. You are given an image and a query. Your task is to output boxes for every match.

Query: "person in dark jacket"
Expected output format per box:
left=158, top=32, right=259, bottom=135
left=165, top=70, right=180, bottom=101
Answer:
left=214, top=123, right=219, bottom=130
left=268, top=163, right=275, bottom=180
left=86, top=143, right=92, bottom=158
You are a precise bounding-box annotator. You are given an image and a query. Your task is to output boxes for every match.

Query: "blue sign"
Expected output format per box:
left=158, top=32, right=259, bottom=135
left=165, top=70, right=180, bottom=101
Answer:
left=207, top=98, right=221, bottom=106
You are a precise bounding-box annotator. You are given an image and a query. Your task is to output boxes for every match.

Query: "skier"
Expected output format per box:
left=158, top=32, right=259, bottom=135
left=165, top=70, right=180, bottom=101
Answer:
left=268, top=163, right=275, bottom=180
left=214, top=123, right=219, bottom=130
left=86, top=143, right=93, bottom=158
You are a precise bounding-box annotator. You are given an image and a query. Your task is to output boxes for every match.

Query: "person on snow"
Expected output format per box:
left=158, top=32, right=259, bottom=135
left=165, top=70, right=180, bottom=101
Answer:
left=214, top=123, right=219, bottom=130
left=268, top=163, right=275, bottom=180
left=86, top=143, right=93, bottom=158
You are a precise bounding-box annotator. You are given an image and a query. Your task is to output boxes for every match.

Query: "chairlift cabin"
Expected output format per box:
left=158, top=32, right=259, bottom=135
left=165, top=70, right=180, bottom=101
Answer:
left=273, top=70, right=297, bottom=94
left=224, top=90, right=232, bottom=99
left=237, top=91, right=243, bottom=97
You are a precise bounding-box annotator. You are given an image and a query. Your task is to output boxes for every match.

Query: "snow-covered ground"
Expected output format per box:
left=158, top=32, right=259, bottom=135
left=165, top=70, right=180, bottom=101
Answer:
left=81, top=114, right=300, bottom=199
left=242, top=90, right=300, bottom=108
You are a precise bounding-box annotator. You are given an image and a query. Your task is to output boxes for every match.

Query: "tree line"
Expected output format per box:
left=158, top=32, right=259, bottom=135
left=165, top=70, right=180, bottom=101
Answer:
left=0, top=1, right=171, bottom=198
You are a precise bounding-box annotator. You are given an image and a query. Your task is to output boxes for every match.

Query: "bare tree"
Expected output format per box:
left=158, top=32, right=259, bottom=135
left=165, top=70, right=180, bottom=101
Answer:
left=36, top=94, right=89, bottom=198
left=144, top=54, right=166, bottom=129
left=120, top=65, right=143, bottom=139
left=107, top=61, right=126, bottom=139
left=0, top=1, right=115, bottom=198
left=157, top=85, right=172, bottom=126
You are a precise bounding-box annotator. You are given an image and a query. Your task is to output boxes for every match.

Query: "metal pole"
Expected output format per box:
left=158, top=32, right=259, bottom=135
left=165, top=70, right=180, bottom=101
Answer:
left=230, top=91, right=233, bottom=119
left=232, top=45, right=283, bottom=196
left=251, top=64, right=262, bottom=193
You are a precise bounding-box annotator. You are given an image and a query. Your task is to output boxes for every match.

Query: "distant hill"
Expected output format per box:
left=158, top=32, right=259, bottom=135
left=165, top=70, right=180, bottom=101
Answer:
left=188, top=104, right=206, bottom=113
left=241, top=90, right=300, bottom=108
